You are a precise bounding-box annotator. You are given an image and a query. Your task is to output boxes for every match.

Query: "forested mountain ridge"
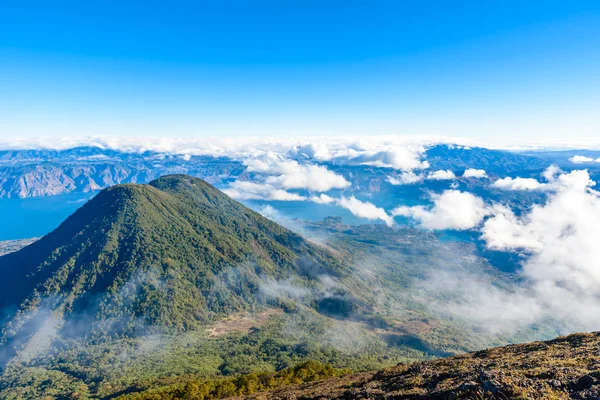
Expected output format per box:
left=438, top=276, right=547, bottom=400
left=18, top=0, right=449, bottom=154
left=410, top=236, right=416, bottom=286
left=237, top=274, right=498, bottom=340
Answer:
left=0, top=175, right=344, bottom=354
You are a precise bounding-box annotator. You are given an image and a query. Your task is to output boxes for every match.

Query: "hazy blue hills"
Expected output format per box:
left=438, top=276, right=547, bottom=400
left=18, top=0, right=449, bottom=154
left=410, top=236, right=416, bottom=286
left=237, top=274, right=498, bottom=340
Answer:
left=0, top=147, right=244, bottom=199
left=1, top=144, right=599, bottom=200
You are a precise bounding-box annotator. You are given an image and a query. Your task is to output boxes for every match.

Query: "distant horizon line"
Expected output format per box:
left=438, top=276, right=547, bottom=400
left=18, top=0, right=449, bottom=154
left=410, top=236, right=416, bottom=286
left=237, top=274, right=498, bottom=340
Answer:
left=1, top=134, right=600, bottom=152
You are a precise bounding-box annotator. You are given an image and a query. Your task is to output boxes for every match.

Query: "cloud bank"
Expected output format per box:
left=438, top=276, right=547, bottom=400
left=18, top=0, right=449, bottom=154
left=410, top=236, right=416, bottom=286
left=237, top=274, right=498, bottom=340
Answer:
left=392, top=190, right=490, bottom=230
left=5, top=135, right=600, bottom=154
left=416, top=168, right=600, bottom=335
left=244, top=153, right=349, bottom=191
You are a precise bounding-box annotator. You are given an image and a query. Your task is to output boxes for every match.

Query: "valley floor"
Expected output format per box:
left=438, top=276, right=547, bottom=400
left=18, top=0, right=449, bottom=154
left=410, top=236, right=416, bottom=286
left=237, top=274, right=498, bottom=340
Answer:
left=0, top=238, right=37, bottom=256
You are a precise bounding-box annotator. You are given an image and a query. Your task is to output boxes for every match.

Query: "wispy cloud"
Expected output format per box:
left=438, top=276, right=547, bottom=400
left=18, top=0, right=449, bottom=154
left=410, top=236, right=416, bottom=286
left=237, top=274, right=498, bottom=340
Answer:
left=223, top=181, right=306, bottom=201
left=337, top=196, right=394, bottom=226
left=386, top=171, right=424, bottom=185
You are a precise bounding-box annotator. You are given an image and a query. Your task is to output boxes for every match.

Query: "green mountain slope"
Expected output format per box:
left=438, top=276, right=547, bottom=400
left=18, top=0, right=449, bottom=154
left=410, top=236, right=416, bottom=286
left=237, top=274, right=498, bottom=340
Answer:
left=0, top=175, right=343, bottom=344
left=0, top=176, right=538, bottom=399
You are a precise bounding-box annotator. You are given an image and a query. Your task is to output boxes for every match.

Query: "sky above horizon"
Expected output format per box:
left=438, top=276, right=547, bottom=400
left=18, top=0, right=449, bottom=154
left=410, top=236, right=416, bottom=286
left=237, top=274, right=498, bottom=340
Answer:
left=1, top=1, right=599, bottom=141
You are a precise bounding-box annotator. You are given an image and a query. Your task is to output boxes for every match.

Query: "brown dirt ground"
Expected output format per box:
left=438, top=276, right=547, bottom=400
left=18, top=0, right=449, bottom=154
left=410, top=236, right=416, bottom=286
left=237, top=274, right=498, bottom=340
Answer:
left=207, top=308, right=284, bottom=337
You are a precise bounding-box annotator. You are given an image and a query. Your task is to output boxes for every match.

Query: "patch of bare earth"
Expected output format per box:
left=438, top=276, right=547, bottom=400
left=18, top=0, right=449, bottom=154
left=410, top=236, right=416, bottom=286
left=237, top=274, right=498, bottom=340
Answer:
left=208, top=308, right=283, bottom=337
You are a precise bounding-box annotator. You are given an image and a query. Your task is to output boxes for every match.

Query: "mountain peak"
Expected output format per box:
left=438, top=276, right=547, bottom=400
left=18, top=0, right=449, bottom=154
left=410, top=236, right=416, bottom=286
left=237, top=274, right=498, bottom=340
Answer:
left=0, top=175, right=342, bottom=344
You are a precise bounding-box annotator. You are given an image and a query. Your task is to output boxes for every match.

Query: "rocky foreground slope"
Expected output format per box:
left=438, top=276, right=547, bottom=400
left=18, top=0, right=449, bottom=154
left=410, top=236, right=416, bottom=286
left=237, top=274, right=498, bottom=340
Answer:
left=242, top=332, right=600, bottom=399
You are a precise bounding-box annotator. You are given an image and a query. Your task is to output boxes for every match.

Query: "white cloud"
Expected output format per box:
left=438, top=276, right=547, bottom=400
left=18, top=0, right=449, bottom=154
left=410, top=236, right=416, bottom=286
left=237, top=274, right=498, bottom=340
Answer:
left=289, top=139, right=431, bottom=170
left=426, top=170, right=456, bottom=180
left=478, top=169, right=600, bottom=331
left=386, top=171, right=424, bottom=185
left=336, top=196, right=394, bottom=226
left=352, top=148, right=430, bottom=170
left=310, top=194, right=336, bottom=204
left=570, top=155, right=600, bottom=163
left=480, top=204, right=543, bottom=250
left=242, top=152, right=287, bottom=174
left=243, top=153, right=350, bottom=192
left=484, top=169, right=597, bottom=250
left=287, top=143, right=332, bottom=161
left=463, top=168, right=487, bottom=178
left=415, top=269, right=542, bottom=335
left=492, top=176, right=545, bottom=191
left=254, top=205, right=323, bottom=239
left=491, top=166, right=595, bottom=192
left=421, top=168, right=600, bottom=335
left=265, top=164, right=350, bottom=192
left=541, top=164, right=561, bottom=181
left=223, top=181, right=305, bottom=201
left=392, top=190, right=490, bottom=230
left=0, top=136, right=432, bottom=171
left=5, top=135, right=600, bottom=156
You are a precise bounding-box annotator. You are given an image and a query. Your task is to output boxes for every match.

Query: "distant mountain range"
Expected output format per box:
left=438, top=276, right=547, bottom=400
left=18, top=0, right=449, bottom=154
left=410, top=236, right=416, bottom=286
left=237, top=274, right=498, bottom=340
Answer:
left=0, top=147, right=244, bottom=198
left=1, top=144, right=598, bottom=199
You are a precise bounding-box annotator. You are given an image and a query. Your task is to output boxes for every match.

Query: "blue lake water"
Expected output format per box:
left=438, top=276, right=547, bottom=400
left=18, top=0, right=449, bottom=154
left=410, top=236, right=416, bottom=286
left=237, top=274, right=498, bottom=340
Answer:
left=0, top=191, right=428, bottom=241
left=0, top=192, right=95, bottom=240
left=244, top=200, right=370, bottom=225
left=0, top=191, right=520, bottom=273
left=0, top=191, right=386, bottom=241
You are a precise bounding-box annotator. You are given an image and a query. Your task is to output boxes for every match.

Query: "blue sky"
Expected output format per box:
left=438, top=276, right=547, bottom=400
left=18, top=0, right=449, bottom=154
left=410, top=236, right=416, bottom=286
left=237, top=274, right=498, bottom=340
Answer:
left=1, top=1, right=599, bottom=140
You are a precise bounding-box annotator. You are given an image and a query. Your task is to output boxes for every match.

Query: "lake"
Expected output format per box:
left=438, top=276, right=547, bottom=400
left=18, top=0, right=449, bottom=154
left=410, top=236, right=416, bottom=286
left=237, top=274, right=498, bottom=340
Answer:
left=0, top=192, right=95, bottom=240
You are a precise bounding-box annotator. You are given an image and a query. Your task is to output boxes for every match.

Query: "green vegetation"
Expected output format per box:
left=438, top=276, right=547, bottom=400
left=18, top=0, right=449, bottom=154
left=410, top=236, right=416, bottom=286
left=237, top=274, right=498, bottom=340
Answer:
left=0, top=175, right=433, bottom=398
left=0, top=175, right=344, bottom=341
left=0, top=175, right=554, bottom=399
left=119, top=360, right=349, bottom=400
left=0, top=309, right=432, bottom=399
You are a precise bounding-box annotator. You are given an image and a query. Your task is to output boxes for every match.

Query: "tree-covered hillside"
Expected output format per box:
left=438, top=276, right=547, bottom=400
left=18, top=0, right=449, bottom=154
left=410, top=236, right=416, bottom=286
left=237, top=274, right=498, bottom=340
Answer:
left=0, top=176, right=536, bottom=399
left=0, top=175, right=345, bottom=353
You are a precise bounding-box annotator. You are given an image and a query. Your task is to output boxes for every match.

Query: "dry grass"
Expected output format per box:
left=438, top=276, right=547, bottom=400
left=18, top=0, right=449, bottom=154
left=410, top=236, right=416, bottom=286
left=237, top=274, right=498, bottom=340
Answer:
left=241, top=332, right=600, bottom=399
